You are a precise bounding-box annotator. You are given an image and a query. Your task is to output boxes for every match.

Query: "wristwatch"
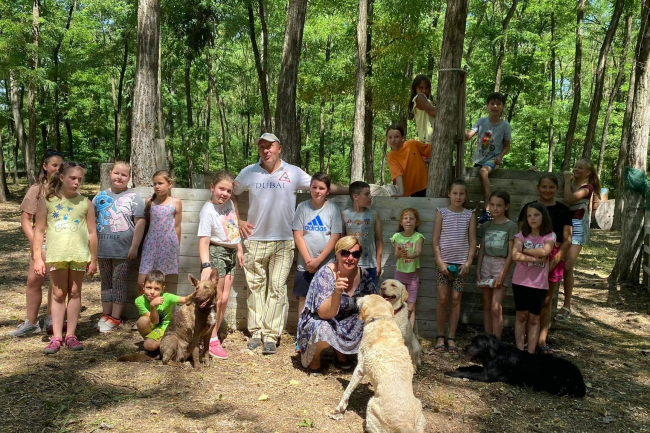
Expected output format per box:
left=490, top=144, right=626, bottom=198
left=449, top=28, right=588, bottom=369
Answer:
left=201, top=262, right=211, bottom=269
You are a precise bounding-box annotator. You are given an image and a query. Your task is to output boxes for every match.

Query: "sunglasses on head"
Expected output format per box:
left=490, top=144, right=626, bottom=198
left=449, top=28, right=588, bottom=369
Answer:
left=66, top=162, right=87, bottom=169
left=45, top=149, right=64, bottom=157
left=339, top=249, right=362, bottom=259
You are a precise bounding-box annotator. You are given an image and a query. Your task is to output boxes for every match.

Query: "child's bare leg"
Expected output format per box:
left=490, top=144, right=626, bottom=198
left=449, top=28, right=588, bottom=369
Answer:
left=482, top=287, right=493, bottom=334
left=143, top=338, right=160, bottom=351
left=137, top=316, right=153, bottom=338
left=515, top=311, right=528, bottom=350
left=526, top=314, right=541, bottom=354
left=309, top=340, right=330, bottom=370
left=478, top=166, right=493, bottom=204
left=407, top=303, right=415, bottom=327
left=65, top=270, right=84, bottom=336
left=448, top=290, right=463, bottom=349
left=561, top=245, right=581, bottom=311
left=49, top=270, right=69, bottom=339
left=136, top=273, right=147, bottom=297
left=26, top=256, right=47, bottom=324
left=491, top=286, right=507, bottom=339
left=436, top=283, right=450, bottom=347
left=211, top=276, right=227, bottom=339
left=538, top=281, right=558, bottom=347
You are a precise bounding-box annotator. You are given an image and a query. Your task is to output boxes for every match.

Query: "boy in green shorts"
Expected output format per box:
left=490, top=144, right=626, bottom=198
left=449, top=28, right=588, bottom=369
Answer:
left=135, top=270, right=193, bottom=351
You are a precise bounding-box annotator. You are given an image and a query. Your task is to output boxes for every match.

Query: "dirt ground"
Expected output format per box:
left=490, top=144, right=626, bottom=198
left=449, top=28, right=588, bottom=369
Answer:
left=1, top=181, right=649, bottom=433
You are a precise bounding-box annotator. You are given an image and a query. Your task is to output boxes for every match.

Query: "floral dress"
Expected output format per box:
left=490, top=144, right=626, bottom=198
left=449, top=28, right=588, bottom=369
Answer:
left=139, top=199, right=179, bottom=275
left=298, top=263, right=376, bottom=368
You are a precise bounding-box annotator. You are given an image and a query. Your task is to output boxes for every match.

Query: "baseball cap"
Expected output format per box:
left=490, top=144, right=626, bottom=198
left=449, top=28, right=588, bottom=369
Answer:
left=255, top=132, right=280, bottom=145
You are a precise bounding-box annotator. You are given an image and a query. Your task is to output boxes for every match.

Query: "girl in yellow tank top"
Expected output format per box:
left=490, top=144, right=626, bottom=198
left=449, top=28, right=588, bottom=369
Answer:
left=408, top=75, right=437, bottom=143
left=33, top=162, right=98, bottom=354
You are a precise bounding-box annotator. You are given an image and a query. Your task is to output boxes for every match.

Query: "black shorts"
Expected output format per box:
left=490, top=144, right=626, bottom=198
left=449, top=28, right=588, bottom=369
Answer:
left=293, top=270, right=316, bottom=298
left=410, top=189, right=427, bottom=197
left=512, top=283, right=547, bottom=315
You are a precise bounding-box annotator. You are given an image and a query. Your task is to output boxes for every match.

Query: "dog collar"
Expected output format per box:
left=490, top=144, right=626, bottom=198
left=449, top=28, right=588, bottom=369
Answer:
left=394, top=304, right=405, bottom=314
left=365, top=316, right=393, bottom=325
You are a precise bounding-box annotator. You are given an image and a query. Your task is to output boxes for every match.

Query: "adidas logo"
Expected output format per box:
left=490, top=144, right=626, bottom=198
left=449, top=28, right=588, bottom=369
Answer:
left=304, top=216, right=328, bottom=232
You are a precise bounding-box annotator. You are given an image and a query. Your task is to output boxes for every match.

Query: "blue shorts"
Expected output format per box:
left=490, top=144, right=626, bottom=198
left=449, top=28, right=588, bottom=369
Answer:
left=362, top=267, right=377, bottom=285
left=571, top=216, right=589, bottom=246
left=474, top=160, right=497, bottom=170
left=293, top=270, right=315, bottom=298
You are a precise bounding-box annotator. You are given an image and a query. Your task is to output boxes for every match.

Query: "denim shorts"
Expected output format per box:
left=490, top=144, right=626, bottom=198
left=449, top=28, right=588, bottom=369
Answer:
left=571, top=215, right=590, bottom=246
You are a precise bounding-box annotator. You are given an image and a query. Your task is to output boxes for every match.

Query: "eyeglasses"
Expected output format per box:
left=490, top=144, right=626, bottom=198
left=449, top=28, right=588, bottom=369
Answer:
left=66, top=162, right=87, bottom=169
left=45, top=149, right=64, bottom=157
left=339, top=249, right=362, bottom=259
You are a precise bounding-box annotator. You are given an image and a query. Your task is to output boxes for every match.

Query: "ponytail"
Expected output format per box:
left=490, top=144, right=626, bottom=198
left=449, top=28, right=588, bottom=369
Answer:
left=576, top=159, right=601, bottom=199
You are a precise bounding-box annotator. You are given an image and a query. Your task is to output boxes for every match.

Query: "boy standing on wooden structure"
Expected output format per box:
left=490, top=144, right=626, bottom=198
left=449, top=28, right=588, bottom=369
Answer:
left=465, top=92, right=511, bottom=222
left=342, top=182, right=383, bottom=284
left=233, top=133, right=348, bottom=355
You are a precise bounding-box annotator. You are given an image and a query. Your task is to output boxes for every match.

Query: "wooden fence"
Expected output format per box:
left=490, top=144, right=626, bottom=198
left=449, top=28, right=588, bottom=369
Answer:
left=116, top=168, right=561, bottom=338
left=644, top=210, right=650, bottom=289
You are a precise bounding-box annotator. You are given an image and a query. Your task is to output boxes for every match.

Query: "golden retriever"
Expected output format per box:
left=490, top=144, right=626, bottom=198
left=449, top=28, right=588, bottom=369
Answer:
left=331, top=294, right=426, bottom=433
left=380, top=279, right=421, bottom=370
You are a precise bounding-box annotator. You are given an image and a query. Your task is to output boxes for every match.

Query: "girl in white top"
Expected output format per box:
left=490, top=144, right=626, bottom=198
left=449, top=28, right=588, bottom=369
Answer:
left=408, top=74, right=437, bottom=143
left=432, top=179, right=477, bottom=353
left=198, top=171, right=244, bottom=360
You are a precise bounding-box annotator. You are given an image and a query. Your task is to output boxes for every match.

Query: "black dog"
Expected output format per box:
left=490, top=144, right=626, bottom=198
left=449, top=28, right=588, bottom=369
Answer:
left=445, top=334, right=586, bottom=397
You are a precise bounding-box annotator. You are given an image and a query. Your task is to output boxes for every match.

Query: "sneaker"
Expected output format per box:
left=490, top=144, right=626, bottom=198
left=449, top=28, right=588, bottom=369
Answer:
left=295, top=340, right=300, bottom=353
left=262, top=341, right=277, bottom=355
left=43, top=337, right=63, bottom=354
left=478, top=209, right=493, bottom=224
left=9, top=319, right=42, bottom=337
left=209, top=339, right=229, bottom=359
left=46, top=320, right=67, bottom=336
left=98, top=316, right=122, bottom=333
left=247, top=337, right=262, bottom=350
left=65, top=335, right=84, bottom=351
left=94, top=314, right=110, bottom=331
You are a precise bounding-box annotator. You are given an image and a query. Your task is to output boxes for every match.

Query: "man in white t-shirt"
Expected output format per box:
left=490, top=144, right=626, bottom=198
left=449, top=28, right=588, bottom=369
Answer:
left=233, top=132, right=348, bottom=355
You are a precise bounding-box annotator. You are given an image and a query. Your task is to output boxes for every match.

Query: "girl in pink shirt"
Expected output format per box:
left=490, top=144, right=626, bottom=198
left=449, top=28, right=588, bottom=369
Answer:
left=512, top=203, right=556, bottom=354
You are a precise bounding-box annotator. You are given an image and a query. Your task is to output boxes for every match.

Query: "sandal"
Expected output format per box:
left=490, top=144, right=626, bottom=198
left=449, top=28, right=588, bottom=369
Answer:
left=434, top=335, right=446, bottom=352
left=539, top=345, right=554, bottom=354
left=447, top=338, right=459, bottom=354
left=555, top=307, right=571, bottom=321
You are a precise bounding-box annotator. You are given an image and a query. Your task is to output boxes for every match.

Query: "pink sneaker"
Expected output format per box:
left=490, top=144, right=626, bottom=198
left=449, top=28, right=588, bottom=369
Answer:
left=65, top=335, right=84, bottom=351
left=43, top=337, right=63, bottom=354
left=209, top=339, right=228, bottom=359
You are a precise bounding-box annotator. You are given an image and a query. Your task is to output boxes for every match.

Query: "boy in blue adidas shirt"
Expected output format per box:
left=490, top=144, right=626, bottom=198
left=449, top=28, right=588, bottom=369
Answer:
left=292, top=173, right=342, bottom=350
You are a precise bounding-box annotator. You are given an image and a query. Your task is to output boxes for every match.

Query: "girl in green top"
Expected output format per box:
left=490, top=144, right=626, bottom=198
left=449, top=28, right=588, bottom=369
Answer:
left=34, top=162, right=98, bottom=354
left=390, top=208, right=425, bottom=327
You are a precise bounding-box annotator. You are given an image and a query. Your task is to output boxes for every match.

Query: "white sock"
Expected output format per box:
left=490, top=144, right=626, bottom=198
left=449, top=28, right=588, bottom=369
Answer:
left=210, top=337, right=219, bottom=343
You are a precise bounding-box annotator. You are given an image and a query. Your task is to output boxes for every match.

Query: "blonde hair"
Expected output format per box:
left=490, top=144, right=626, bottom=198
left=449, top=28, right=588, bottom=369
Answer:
left=335, top=236, right=364, bottom=256
left=575, top=159, right=601, bottom=198
left=112, top=160, right=131, bottom=174
left=45, top=162, right=86, bottom=201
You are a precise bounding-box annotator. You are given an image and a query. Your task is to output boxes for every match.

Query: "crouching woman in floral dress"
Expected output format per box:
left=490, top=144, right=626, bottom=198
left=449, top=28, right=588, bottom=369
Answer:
left=297, top=236, right=377, bottom=374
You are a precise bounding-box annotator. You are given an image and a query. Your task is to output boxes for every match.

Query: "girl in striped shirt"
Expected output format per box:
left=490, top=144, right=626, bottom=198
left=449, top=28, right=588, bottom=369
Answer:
left=432, top=178, right=477, bottom=353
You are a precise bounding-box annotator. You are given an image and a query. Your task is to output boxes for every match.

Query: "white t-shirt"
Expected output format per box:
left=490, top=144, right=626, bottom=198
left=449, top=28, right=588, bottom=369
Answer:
left=197, top=200, right=241, bottom=247
left=234, top=160, right=312, bottom=241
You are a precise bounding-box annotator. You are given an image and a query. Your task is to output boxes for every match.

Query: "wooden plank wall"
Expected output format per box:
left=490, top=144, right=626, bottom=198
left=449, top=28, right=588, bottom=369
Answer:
left=644, top=211, right=650, bottom=290
left=118, top=168, right=561, bottom=338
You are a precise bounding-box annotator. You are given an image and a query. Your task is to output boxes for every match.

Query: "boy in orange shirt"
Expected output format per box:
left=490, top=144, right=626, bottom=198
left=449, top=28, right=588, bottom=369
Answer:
left=386, top=124, right=431, bottom=197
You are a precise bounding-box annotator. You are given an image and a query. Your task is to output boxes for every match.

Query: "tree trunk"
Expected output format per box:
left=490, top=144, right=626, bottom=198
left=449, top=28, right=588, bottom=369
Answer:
left=65, top=118, right=73, bottom=159
left=427, top=0, right=469, bottom=197
left=185, top=57, right=194, bottom=186
left=380, top=137, right=387, bottom=185
left=531, top=124, right=537, bottom=167
left=582, top=0, right=624, bottom=160
left=5, top=83, right=18, bottom=185
left=351, top=0, right=368, bottom=182
left=465, top=0, right=487, bottom=64
left=52, top=0, right=76, bottom=153
left=10, top=72, right=27, bottom=183
left=494, top=0, right=519, bottom=92
left=26, top=0, right=39, bottom=185
left=507, top=89, right=519, bottom=123
left=319, top=35, right=331, bottom=173
left=326, top=102, right=334, bottom=174
left=113, top=37, right=129, bottom=160
left=215, top=85, right=228, bottom=171
left=248, top=2, right=271, bottom=133
left=131, top=0, right=161, bottom=186
left=274, top=0, right=308, bottom=166
left=0, top=130, right=7, bottom=202
left=563, top=0, right=586, bottom=171
left=611, top=0, right=650, bottom=285
left=548, top=11, right=556, bottom=172
left=598, top=13, right=632, bottom=180
left=363, top=0, right=374, bottom=183
left=259, top=0, right=270, bottom=121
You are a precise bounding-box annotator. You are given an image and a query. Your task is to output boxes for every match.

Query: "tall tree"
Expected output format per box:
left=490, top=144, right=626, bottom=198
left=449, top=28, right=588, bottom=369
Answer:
left=610, top=0, right=650, bottom=285
left=494, top=0, right=519, bottom=92
left=52, top=0, right=76, bottom=152
left=427, top=0, right=469, bottom=197
left=363, top=0, right=374, bottom=183
left=248, top=1, right=271, bottom=132
left=274, top=0, right=308, bottom=165
left=598, top=13, right=632, bottom=180
left=112, top=37, right=129, bottom=159
left=0, top=131, right=7, bottom=202
left=26, top=0, right=39, bottom=185
left=548, top=10, right=556, bottom=172
left=582, top=0, right=625, bottom=160
left=350, top=0, right=368, bottom=182
left=563, top=0, right=586, bottom=171
left=319, top=35, right=331, bottom=172
left=131, top=0, right=161, bottom=186
left=9, top=71, right=27, bottom=184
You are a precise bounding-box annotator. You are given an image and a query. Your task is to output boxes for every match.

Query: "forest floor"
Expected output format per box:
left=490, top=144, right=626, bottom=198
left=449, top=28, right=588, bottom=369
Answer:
left=0, top=181, right=649, bottom=433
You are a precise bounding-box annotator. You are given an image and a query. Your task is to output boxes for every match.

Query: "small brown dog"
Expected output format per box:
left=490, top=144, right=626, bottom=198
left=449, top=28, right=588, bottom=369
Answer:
left=331, top=294, right=426, bottom=433
left=159, top=269, right=219, bottom=369
left=380, top=279, right=421, bottom=370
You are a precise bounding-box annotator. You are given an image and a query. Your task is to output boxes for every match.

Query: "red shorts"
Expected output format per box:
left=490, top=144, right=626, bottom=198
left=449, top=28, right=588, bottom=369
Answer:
left=548, top=246, right=565, bottom=283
